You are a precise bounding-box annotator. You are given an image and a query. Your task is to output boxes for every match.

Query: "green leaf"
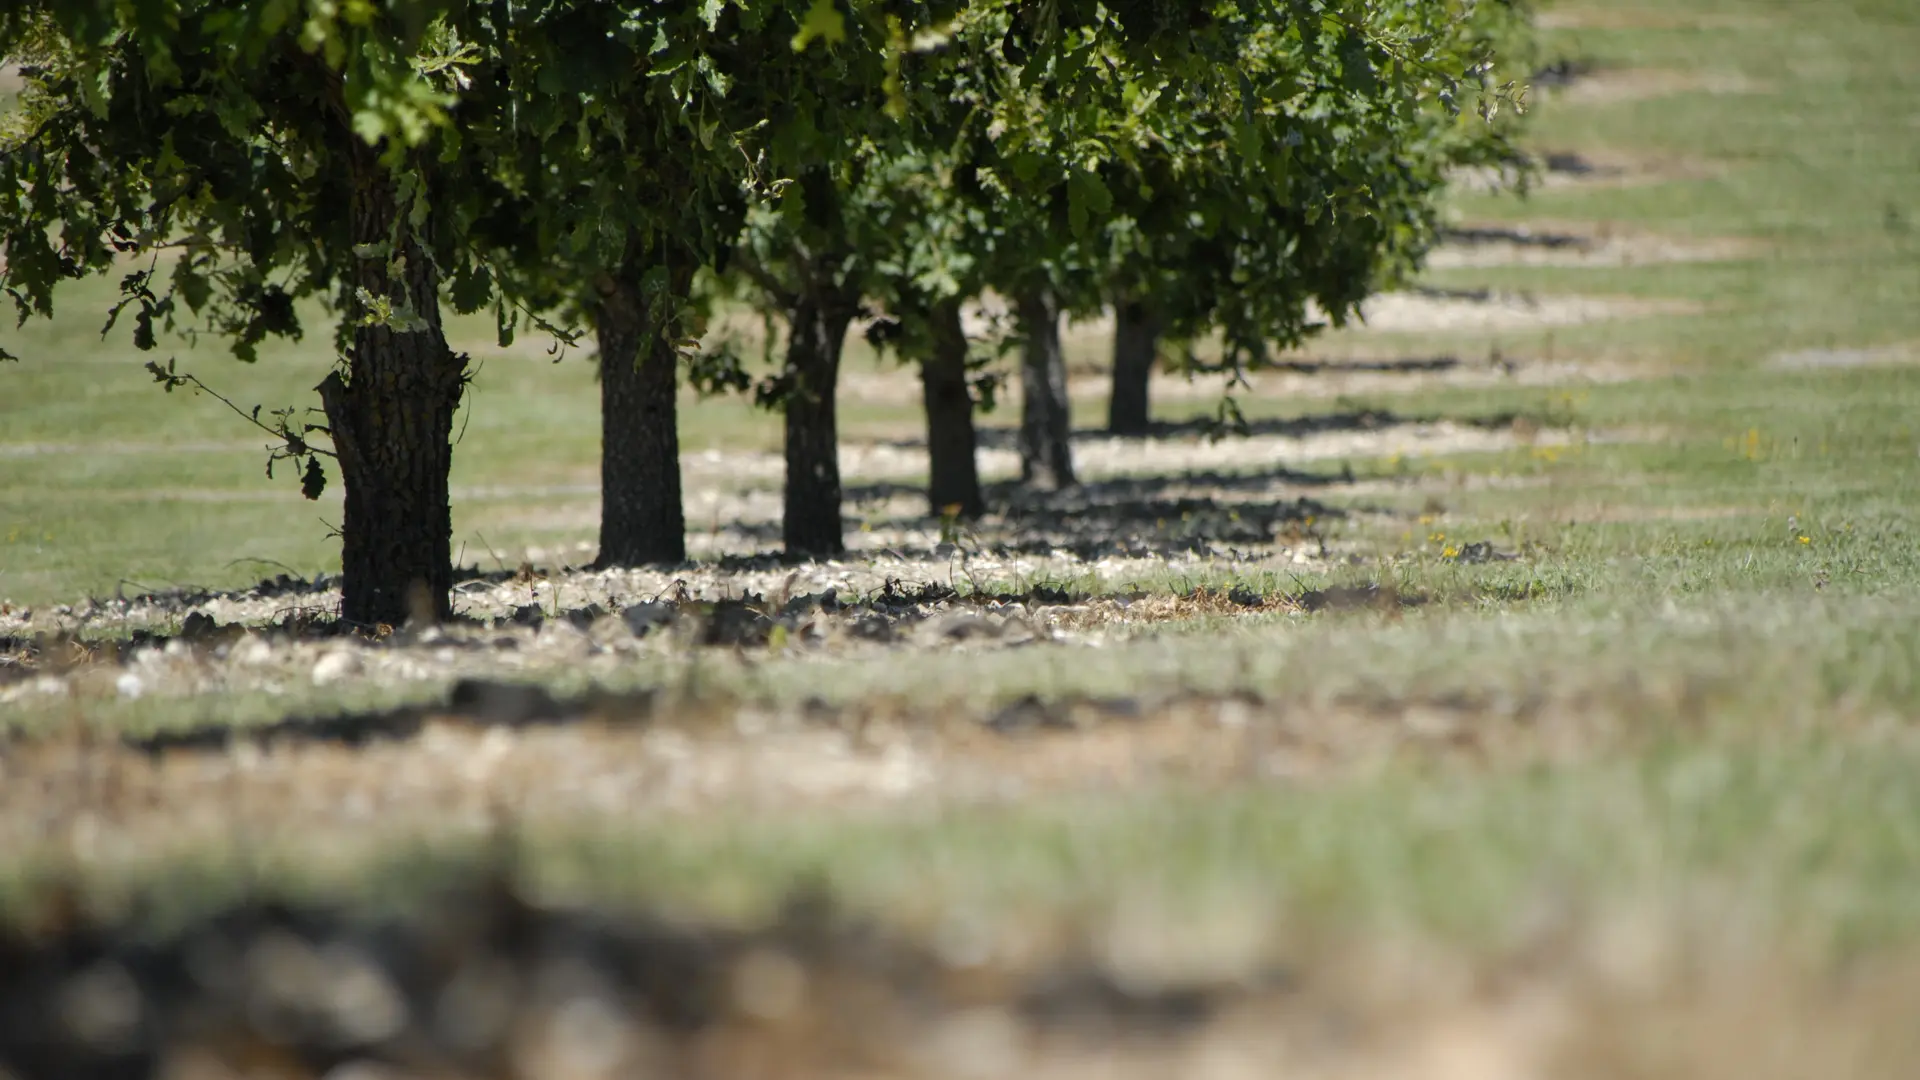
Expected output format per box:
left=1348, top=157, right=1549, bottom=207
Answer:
left=1066, top=170, right=1112, bottom=235
left=449, top=262, right=493, bottom=314
left=172, top=258, right=213, bottom=315
left=495, top=301, right=517, bottom=349
left=1339, top=31, right=1378, bottom=95
left=300, top=457, right=327, bottom=501
left=791, top=0, right=846, bottom=52
left=640, top=264, right=671, bottom=301
left=351, top=108, right=389, bottom=146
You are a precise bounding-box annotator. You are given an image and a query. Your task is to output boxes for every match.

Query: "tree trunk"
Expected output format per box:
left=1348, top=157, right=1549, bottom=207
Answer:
left=1107, top=298, right=1163, bottom=436
left=594, top=263, right=690, bottom=568
left=921, top=297, right=985, bottom=519
left=783, top=289, right=859, bottom=557
left=317, top=161, right=467, bottom=628
left=1017, top=287, right=1076, bottom=491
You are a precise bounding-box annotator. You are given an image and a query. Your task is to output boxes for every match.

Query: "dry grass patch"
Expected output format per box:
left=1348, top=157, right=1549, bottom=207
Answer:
left=1767, top=343, right=1920, bottom=371
left=1333, top=290, right=1704, bottom=334
left=1535, top=7, right=1776, bottom=32
left=1545, top=503, right=1759, bottom=526
left=0, top=672, right=1612, bottom=881
left=1453, top=150, right=1727, bottom=195
left=1427, top=223, right=1763, bottom=270
left=1536, top=67, right=1767, bottom=106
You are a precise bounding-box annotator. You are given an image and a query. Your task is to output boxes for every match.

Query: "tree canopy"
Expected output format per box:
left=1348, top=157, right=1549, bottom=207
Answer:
left=718, top=0, right=1535, bottom=532
left=3, top=0, right=1536, bottom=615
left=0, top=0, right=964, bottom=618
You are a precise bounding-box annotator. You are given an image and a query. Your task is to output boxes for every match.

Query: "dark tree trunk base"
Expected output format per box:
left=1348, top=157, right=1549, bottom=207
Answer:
left=594, top=263, right=691, bottom=569
left=1017, top=288, right=1076, bottom=491
left=922, top=297, right=985, bottom=519
left=1108, top=299, right=1163, bottom=437
left=318, top=159, right=465, bottom=629
left=783, top=290, right=859, bottom=558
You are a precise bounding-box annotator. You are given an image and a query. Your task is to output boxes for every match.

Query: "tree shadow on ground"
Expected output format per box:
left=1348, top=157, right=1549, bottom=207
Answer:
left=954, top=404, right=1539, bottom=452
left=982, top=485, right=1343, bottom=559
left=841, top=462, right=1350, bottom=511
left=823, top=466, right=1372, bottom=562
left=1438, top=226, right=1590, bottom=251
left=1259, top=355, right=1464, bottom=375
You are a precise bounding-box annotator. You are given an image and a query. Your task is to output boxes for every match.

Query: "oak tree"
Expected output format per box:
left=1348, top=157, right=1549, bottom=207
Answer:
left=2, top=0, right=480, bottom=626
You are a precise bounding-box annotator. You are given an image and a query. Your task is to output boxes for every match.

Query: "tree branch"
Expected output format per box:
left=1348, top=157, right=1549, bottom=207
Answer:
left=732, top=248, right=798, bottom=309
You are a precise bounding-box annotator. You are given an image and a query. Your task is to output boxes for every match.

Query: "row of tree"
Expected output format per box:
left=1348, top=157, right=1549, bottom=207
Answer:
left=1, top=1, right=1532, bottom=627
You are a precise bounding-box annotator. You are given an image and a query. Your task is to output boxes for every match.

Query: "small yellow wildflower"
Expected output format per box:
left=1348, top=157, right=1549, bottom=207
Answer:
left=1798, top=535, right=1811, bottom=545
left=1442, top=546, right=1460, bottom=559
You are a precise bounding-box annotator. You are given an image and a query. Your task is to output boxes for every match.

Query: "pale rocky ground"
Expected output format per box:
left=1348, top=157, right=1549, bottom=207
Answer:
left=0, top=394, right=1585, bottom=720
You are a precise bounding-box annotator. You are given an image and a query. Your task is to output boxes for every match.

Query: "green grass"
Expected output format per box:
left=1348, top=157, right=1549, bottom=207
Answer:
left=5, top=0, right=1920, bottom=966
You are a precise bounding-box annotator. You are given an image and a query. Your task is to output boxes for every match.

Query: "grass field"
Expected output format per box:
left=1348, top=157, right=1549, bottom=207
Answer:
left=5, top=1, right=1920, bottom=1075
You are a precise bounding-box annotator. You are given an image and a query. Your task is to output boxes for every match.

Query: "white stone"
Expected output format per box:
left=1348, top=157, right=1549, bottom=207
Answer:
left=232, top=634, right=274, bottom=666
left=311, top=649, right=363, bottom=686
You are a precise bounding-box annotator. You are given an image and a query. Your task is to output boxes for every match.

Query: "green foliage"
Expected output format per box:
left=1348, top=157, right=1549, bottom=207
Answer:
left=0, top=0, right=956, bottom=508
left=0, top=1, right=463, bottom=360
left=446, top=0, right=957, bottom=373
left=1062, top=0, right=1537, bottom=367
left=721, top=0, right=1534, bottom=402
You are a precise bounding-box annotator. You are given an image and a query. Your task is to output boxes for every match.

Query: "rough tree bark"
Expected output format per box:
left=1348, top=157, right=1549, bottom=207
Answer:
left=1016, top=287, right=1076, bottom=491
left=782, top=287, right=860, bottom=557
left=921, top=297, right=985, bottom=519
left=594, top=260, right=691, bottom=568
left=317, top=156, right=467, bottom=629
left=1107, top=298, right=1164, bottom=436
